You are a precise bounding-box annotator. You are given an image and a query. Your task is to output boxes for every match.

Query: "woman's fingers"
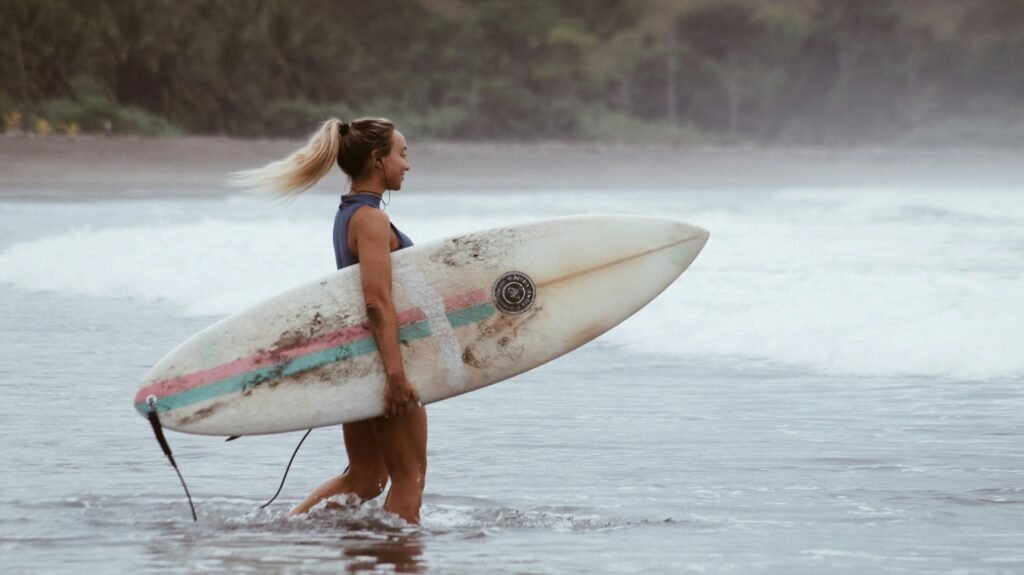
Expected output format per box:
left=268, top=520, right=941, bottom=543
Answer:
left=383, top=386, right=420, bottom=418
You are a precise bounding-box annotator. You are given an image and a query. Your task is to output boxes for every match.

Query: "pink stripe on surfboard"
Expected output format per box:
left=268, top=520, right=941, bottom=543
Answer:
left=135, top=288, right=490, bottom=404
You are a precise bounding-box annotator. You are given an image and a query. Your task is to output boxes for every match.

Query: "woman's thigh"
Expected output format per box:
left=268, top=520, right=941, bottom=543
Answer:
left=370, top=407, right=428, bottom=479
left=343, top=419, right=386, bottom=472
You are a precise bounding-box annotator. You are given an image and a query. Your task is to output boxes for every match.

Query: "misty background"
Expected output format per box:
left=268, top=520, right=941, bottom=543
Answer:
left=4, top=0, right=1024, bottom=146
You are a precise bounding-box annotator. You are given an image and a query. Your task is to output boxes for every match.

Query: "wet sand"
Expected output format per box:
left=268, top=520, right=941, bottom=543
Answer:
left=2, top=134, right=1024, bottom=200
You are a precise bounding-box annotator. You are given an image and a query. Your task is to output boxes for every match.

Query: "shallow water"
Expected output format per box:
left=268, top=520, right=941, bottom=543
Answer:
left=1, top=188, right=1022, bottom=573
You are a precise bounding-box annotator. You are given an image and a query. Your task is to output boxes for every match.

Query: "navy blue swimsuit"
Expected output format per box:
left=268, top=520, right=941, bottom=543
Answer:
left=333, top=194, right=414, bottom=270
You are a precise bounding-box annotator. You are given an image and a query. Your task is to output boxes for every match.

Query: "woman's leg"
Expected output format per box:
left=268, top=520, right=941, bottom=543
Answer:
left=288, top=420, right=389, bottom=515
left=371, top=406, right=428, bottom=524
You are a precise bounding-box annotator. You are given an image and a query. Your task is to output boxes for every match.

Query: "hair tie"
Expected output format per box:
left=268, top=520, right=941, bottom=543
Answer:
left=339, top=122, right=350, bottom=136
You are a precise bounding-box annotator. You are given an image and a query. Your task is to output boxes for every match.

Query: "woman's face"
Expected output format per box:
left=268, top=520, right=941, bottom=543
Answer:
left=382, top=129, right=410, bottom=190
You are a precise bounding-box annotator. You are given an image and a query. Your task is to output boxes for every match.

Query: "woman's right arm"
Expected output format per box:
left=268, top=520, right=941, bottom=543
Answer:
left=350, top=208, right=421, bottom=417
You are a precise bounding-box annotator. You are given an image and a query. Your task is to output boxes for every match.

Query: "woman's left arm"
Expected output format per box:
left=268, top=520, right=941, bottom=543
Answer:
left=351, top=207, right=421, bottom=417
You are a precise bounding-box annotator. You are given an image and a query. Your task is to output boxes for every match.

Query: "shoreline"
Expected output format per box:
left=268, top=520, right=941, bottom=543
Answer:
left=2, top=135, right=1024, bottom=201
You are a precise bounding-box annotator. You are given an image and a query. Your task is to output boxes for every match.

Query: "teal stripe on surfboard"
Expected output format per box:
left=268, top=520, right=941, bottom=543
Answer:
left=136, top=302, right=497, bottom=415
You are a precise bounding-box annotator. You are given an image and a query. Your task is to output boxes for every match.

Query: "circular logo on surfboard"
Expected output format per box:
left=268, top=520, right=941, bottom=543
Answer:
left=492, top=271, right=536, bottom=315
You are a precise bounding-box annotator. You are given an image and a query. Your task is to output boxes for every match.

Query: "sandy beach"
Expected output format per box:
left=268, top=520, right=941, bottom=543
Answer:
left=3, top=135, right=1024, bottom=200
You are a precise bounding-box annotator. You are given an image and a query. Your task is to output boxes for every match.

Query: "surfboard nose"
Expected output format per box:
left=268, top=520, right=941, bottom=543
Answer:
left=607, top=215, right=709, bottom=265
left=663, top=218, right=709, bottom=271
left=660, top=218, right=708, bottom=249
left=692, top=224, right=710, bottom=252
left=632, top=215, right=707, bottom=243
left=677, top=220, right=709, bottom=244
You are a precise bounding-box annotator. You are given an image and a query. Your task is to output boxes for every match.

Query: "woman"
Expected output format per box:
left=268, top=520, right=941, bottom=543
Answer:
left=234, top=118, right=425, bottom=524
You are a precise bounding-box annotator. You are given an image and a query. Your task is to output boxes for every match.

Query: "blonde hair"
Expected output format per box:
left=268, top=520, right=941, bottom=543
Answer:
left=230, top=117, right=395, bottom=198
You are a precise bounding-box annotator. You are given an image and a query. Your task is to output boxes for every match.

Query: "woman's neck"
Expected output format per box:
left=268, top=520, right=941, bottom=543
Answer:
left=349, top=189, right=383, bottom=198
left=349, top=176, right=384, bottom=197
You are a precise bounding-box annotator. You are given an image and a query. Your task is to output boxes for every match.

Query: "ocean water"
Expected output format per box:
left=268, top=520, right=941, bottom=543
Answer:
left=1, top=187, right=1022, bottom=574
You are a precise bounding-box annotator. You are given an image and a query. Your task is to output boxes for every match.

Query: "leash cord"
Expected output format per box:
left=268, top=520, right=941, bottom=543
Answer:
left=145, top=397, right=197, bottom=522
left=260, top=428, right=313, bottom=509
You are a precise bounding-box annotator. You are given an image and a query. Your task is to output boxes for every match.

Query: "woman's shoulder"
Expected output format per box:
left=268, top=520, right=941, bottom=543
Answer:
left=349, top=203, right=390, bottom=231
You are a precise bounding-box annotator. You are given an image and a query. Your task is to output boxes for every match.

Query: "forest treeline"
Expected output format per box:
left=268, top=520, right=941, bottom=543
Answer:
left=3, top=0, right=1024, bottom=146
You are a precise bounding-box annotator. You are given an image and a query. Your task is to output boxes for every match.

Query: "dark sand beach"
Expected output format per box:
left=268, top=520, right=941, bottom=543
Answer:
left=3, top=135, right=1024, bottom=200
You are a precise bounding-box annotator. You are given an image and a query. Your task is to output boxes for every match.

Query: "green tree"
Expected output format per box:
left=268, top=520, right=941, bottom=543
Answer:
left=674, top=2, right=765, bottom=137
left=0, top=0, right=89, bottom=105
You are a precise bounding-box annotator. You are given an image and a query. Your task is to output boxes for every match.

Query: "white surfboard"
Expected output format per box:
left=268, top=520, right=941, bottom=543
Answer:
left=134, top=215, right=708, bottom=436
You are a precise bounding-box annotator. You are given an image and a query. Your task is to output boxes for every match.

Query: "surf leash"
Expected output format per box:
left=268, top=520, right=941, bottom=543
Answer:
left=145, top=396, right=197, bottom=522
left=259, top=428, right=313, bottom=509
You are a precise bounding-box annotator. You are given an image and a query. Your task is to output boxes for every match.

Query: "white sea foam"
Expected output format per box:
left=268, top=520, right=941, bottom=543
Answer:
left=605, top=189, right=1024, bottom=380
left=0, top=218, right=334, bottom=316
left=1, top=189, right=1022, bottom=380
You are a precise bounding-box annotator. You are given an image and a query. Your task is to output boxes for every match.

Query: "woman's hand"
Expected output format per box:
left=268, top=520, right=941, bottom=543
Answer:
left=384, top=373, right=421, bottom=418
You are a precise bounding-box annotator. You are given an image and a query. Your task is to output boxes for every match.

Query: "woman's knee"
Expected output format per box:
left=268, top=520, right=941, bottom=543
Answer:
left=370, top=410, right=428, bottom=488
left=386, top=461, right=426, bottom=492
left=346, top=463, right=389, bottom=498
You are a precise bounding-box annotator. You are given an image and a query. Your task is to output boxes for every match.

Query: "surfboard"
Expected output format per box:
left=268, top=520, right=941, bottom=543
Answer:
left=133, top=215, right=708, bottom=436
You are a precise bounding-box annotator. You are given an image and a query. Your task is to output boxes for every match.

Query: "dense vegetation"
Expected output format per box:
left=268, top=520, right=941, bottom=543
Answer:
left=4, top=0, right=1024, bottom=145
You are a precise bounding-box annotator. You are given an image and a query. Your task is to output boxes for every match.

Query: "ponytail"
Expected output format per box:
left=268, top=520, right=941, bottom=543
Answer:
left=230, top=118, right=343, bottom=198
